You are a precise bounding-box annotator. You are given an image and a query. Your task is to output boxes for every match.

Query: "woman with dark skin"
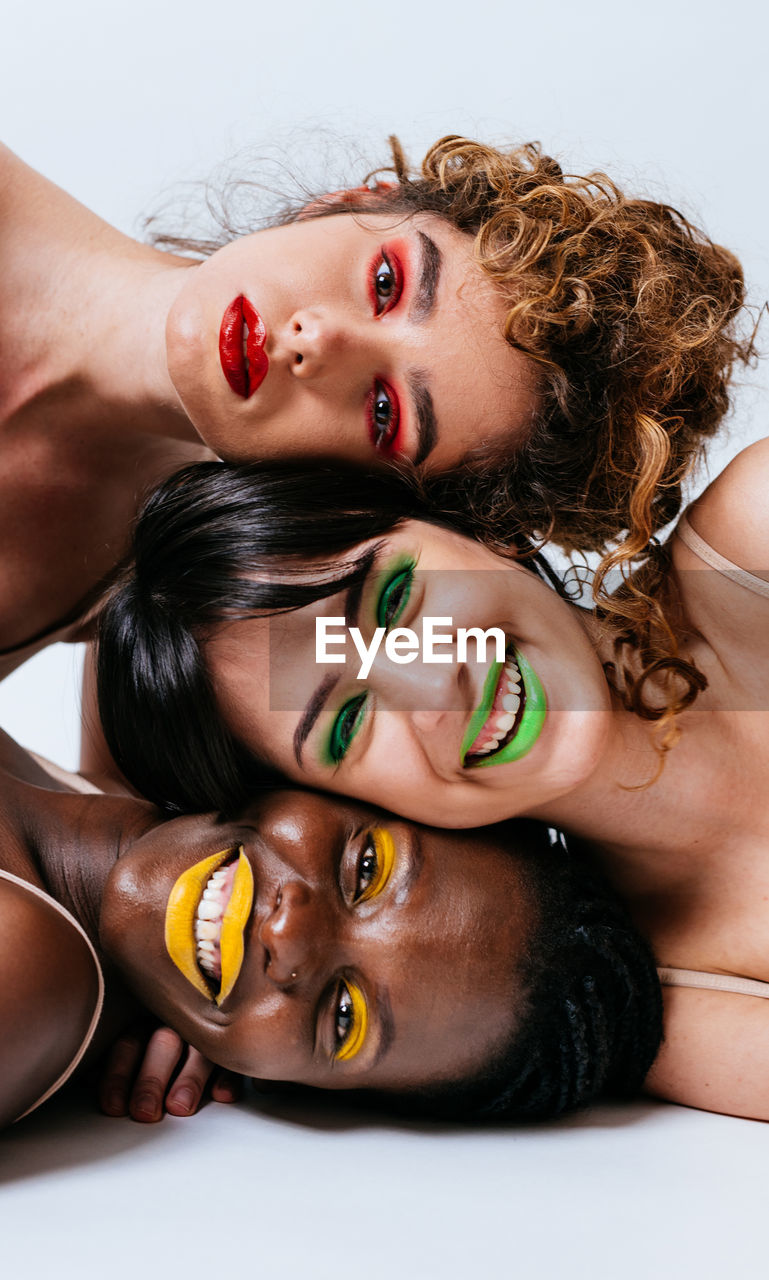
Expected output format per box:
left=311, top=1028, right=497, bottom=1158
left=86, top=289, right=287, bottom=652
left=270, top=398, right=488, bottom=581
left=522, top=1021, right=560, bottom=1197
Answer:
left=0, top=136, right=749, bottom=680
left=0, top=724, right=659, bottom=1129
left=97, top=438, right=769, bottom=1120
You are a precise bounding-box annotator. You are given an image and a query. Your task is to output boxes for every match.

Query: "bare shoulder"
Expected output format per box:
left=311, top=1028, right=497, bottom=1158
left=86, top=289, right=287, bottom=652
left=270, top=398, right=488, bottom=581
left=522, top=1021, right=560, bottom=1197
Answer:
left=0, top=877, right=100, bottom=1127
left=646, top=984, right=769, bottom=1121
left=686, top=438, right=769, bottom=578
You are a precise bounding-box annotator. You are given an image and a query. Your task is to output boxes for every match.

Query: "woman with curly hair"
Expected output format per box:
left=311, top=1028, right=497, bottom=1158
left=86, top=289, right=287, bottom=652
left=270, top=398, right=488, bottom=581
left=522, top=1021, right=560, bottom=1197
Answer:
left=0, top=135, right=750, bottom=679
left=96, top=436, right=769, bottom=1119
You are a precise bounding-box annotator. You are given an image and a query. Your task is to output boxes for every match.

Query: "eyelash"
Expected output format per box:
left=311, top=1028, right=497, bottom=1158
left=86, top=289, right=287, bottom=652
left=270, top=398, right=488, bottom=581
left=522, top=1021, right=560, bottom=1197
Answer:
left=366, top=248, right=404, bottom=457
left=366, top=379, right=401, bottom=455
left=326, top=561, right=416, bottom=765
left=369, top=248, right=403, bottom=317
left=334, top=979, right=368, bottom=1062
left=353, top=827, right=395, bottom=903
left=330, top=829, right=395, bottom=1062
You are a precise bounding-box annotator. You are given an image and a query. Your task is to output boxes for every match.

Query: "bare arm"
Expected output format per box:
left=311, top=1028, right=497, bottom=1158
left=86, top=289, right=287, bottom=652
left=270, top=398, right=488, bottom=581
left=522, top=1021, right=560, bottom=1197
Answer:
left=79, top=644, right=137, bottom=794
left=0, top=878, right=100, bottom=1127
left=686, top=436, right=769, bottom=579
left=646, top=986, right=769, bottom=1121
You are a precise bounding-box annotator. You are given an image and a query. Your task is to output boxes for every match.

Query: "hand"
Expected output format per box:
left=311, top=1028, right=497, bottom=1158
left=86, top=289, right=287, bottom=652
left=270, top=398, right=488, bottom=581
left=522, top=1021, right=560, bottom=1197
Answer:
left=97, top=1021, right=242, bottom=1123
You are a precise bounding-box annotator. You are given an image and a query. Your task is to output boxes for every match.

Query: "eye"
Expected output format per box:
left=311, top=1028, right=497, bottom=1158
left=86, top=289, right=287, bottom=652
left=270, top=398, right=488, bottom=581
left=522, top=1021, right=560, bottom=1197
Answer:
left=367, top=379, right=400, bottom=453
left=376, top=561, right=414, bottom=630
left=354, top=827, right=396, bottom=903
left=370, top=248, right=403, bottom=317
left=334, top=980, right=368, bottom=1062
left=328, top=693, right=367, bottom=764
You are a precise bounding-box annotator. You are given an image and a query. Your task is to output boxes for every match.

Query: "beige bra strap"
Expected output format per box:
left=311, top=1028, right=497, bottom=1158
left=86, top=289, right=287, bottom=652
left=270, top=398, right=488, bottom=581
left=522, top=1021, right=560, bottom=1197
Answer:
left=0, top=869, right=106, bottom=1121
left=658, top=966, right=769, bottom=999
left=676, top=513, right=769, bottom=599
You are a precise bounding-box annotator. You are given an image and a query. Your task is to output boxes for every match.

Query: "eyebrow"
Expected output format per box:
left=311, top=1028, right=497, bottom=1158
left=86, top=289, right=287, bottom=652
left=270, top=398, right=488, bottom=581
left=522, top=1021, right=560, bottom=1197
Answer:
left=409, top=231, right=442, bottom=324
left=407, top=369, right=438, bottom=466
left=292, top=565, right=372, bottom=766
left=371, top=987, right=396, bottom=1067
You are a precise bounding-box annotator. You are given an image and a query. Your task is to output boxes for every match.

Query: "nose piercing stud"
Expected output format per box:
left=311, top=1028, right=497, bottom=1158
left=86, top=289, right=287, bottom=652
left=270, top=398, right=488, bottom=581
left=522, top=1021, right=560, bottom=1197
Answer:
left=291, top=971, right=297, bottom=980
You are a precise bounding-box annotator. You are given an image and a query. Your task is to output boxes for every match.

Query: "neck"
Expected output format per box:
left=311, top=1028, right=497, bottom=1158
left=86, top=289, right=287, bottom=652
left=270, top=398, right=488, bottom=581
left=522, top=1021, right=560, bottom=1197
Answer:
left=0, top=144, right=200, bottom=441
left=28, top=787, right=159, bottom=949
left=523, top=610, right=715, bottom=865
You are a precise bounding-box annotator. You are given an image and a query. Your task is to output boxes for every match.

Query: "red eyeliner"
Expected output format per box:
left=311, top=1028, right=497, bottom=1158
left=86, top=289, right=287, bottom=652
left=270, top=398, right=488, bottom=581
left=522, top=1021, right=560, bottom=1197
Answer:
left=219, top=295, right=269, bottom=398
left=367, top=379, right=401, bottom=456
left=367, top=245, right=405, bottom=316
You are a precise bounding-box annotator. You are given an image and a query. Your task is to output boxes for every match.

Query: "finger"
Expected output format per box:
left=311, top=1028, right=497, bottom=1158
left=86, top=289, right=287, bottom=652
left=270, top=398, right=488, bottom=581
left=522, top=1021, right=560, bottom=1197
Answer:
left=129, top=1026, right=185, bottom=1123
left=165, top=1046, right=217, bottom=1117
left=210, top=1070, right=243, bottom=1104
left=98, top=1031, right=147, bottom=1117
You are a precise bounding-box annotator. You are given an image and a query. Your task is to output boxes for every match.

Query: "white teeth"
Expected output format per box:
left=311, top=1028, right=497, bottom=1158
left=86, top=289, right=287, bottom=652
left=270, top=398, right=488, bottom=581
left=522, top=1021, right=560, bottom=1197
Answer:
left=467, top=650, right=526, bottom=760
left=195, top=920, right=220, bottom=941
left=197, top=939, right=215, bottom=954
left=196, top=899, right=224, bottom=921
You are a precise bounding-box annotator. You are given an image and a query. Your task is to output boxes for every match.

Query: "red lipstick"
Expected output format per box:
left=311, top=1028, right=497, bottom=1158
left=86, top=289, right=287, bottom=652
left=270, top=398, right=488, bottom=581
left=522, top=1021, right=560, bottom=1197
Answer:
left=219, top=296, right=269, bottom=398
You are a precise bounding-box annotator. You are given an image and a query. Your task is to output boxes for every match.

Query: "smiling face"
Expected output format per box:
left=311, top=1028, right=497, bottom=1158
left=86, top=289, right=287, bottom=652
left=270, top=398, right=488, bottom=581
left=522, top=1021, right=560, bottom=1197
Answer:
left=100, top=791, right=532, bottom=1093
left=165, top=211, right=539, bottom=469
left=204, top=521, right=612, bottom=829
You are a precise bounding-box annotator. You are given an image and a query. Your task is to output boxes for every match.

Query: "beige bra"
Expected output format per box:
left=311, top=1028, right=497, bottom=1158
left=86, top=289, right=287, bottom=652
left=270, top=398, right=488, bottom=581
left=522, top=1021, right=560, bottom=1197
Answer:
left=658, top=967, right=769, bottom=999
left=3, top=868, right=105, bottom=1121
left=676, top=511, right=769, bottom=598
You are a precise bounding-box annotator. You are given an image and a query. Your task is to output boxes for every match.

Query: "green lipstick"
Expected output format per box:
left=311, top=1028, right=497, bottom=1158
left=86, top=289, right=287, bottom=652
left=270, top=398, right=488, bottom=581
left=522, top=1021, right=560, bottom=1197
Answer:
left=461, top=648, right=547, bottom=769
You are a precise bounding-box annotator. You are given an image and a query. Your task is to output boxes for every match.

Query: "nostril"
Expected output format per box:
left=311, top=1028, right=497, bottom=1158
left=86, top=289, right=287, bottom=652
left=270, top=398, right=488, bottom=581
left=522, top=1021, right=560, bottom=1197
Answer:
left=293, top=320, right=302, bottom=333
left=294, top=353, right=303, bottom=365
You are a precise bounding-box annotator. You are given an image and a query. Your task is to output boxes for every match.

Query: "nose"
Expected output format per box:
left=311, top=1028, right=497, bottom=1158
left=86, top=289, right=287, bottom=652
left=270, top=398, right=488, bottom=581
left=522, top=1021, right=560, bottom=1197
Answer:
left=259, top=880, right=330, bottom=986
left=281, top=308, right=371, bottom=380
left=369, top=643, right=471, bottom=730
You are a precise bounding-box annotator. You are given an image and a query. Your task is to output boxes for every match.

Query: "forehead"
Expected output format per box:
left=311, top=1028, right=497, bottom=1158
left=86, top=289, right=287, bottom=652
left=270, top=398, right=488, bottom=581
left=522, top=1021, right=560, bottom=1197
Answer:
left=353, top=825, right=535, bottom=1090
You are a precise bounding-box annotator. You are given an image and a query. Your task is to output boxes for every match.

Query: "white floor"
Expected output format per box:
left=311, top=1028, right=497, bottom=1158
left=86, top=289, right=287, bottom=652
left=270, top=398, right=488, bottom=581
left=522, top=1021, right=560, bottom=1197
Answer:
left=3, top=1088, right=766, bottom=1280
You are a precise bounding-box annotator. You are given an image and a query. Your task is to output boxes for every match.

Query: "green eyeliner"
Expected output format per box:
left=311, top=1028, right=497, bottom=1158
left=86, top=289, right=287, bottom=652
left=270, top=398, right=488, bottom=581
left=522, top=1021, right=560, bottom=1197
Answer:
left=375, top=555, right=415, bottom=630
left=325, top=694, right=367, bottom=766
left=461, top=649, right=547, bottom=769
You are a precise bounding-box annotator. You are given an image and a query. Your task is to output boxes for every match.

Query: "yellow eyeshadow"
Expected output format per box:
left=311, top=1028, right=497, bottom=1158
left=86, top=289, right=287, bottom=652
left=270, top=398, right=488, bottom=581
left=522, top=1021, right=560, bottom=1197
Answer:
left=336, top=982, right=368, bottom=1062
left=357, top=827, right=395, bottom=903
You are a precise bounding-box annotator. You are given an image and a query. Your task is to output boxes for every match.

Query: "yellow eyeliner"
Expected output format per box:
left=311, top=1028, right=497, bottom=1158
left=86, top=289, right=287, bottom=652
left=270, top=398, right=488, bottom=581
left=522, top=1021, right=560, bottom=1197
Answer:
left=336, top=982, right=368, bottom=1062
left=165, top=847, right=235, bottom=1000
left=358, top=827, right=395, bottom=902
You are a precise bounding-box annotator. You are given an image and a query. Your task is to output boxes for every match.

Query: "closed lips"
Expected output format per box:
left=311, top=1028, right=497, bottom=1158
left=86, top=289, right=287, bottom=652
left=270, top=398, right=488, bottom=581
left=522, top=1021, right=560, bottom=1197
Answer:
left=219, top=295, right=269, bottom=398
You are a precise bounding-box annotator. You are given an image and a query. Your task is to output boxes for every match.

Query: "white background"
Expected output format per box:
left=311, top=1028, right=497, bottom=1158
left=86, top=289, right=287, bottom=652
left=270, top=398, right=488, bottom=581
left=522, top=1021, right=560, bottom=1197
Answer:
left=1, top=1, right=767, bottom=1274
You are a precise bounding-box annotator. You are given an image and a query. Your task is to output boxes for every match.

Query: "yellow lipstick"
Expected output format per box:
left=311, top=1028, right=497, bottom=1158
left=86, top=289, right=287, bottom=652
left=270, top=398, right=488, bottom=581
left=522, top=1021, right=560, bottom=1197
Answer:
left=164, top=846, right=254, bottom=1003
left=217, top=851, right=254, bottom=1006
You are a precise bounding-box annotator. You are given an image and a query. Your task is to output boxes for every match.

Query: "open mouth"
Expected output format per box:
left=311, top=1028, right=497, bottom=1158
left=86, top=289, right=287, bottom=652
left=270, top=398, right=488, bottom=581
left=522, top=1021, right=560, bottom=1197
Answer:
left=461, top=646, right=547, bottom=768
left=165, top=846, right=254, bottom=1005
left=219, top=295, right=269, bottom=398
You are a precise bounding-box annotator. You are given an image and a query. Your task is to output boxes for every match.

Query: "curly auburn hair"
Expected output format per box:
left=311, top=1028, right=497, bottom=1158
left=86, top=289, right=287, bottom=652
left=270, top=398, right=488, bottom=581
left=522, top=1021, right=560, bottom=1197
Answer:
left=148, top=133, right=754, bottom=731
left=319, top=137, right=751, bottom=739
